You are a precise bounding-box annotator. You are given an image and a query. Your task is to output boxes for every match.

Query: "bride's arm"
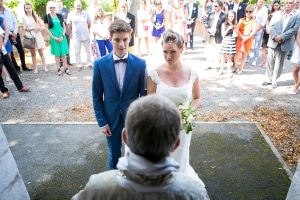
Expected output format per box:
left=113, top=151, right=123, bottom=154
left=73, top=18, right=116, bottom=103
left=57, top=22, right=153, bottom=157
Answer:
left=147, top=77, right=156, bottom=94
left=192, top=77, right=201, bottom=110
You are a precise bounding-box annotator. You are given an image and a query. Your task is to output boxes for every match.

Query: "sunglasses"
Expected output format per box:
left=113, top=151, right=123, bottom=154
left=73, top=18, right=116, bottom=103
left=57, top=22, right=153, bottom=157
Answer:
left=49, top=6, right=56, bottom=9
left=246, top=10, right=253, bottom=13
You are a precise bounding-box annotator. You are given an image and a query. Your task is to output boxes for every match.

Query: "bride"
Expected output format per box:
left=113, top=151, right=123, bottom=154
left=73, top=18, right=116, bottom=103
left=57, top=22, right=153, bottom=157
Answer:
left=147, top=29, right=203, bottom=185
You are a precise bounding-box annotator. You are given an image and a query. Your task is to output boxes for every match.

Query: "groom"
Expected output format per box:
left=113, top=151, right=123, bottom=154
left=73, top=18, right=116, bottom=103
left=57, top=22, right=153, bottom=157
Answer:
left=92, top=19, right=147, bottom=169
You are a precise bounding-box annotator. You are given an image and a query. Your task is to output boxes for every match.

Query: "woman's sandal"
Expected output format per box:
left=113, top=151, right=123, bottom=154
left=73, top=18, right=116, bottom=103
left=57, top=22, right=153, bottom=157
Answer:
left=65, top=67, right=71, bottom=75
left=231, top=67, right=238, bottom=73
left=57, top=67, right=62, bottom=76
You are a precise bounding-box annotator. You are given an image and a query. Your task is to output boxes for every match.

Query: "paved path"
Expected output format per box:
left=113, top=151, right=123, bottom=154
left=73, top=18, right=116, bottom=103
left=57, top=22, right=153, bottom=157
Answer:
left=1, top=122, right=292, bottom=199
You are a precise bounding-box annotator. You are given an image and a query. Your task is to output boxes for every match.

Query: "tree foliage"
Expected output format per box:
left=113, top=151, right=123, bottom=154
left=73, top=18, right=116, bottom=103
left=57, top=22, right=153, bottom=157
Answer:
left=4, top=0, right=19, bottom=9
left=28, top=0, right=88, bottom=18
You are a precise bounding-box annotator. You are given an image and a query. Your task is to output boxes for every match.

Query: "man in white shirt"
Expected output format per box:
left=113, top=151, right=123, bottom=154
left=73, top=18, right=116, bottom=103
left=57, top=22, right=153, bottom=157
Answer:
left=251, top=0, right=268, bottom=66
left=67, top=0, right=92, bottom=71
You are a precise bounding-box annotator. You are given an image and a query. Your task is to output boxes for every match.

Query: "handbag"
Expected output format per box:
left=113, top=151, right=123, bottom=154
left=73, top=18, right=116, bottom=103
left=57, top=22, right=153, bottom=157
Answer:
left=90, top=39, right=100, bottom=58
left=23, top=31, right=36, bottom=49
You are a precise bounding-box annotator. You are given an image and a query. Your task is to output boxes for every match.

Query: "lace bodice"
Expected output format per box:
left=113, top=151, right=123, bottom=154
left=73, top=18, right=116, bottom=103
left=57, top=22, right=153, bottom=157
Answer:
left=148, top=67, right=198, bottom=106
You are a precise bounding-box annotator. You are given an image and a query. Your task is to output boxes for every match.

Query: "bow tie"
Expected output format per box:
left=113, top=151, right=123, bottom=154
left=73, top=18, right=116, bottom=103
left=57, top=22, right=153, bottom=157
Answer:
left=114, top=58, right=128, bottom=63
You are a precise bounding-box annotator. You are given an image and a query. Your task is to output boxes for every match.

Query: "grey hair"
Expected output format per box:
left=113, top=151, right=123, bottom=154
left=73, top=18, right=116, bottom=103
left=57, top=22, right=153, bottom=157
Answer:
left=125, top=94, right=181, bottom=162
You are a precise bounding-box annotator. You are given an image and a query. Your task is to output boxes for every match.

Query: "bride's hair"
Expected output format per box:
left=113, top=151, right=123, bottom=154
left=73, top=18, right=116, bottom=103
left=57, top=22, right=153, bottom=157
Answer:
left=125, top=94, right=181, bottom=162
left=161, top=29, right=184, bottom=48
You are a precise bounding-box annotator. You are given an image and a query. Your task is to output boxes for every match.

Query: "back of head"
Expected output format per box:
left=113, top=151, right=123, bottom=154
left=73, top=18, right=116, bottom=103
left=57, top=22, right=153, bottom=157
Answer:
left=109, top=19, right=132, bottom=36
left=125, top=94, right=181, bottom=162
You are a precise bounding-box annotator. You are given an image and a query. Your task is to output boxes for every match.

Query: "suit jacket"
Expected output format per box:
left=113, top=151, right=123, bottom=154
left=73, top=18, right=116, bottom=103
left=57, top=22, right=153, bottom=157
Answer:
left=71, top=170, right=209, bottom=200
left=92, top=53, right=146, bottom=130
left=57, top=7, right=71, bottom=35
left=114, top=12, right=135, bottom=47
left=268, top=11, right=300, bottom=52
left=184, top=3, right=198, bottom=24
left=206, top=12, right=226, bottom=43
left=228, top=2, right=247, bottom=22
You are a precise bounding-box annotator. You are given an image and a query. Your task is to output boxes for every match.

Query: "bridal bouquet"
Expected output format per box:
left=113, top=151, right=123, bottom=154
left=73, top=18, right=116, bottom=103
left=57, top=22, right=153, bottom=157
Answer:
left=178, top=102, right=196, bottom=134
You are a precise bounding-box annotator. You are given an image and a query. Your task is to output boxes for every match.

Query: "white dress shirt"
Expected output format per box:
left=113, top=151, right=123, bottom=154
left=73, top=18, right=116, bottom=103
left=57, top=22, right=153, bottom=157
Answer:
left=113, top=53, right=128, bottom=90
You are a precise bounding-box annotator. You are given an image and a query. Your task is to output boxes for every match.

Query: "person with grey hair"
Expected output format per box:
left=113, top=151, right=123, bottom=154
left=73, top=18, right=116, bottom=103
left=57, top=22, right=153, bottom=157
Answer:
left=263, top=0, right=300, bottom=88
left=67, top=0, right=92, bottom=71
left=72, top=94, right=209, bottom=200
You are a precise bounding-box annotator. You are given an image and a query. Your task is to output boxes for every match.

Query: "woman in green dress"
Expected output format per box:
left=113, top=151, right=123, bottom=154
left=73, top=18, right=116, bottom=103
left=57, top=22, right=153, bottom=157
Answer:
left=44, top=1, right=70, bottom=76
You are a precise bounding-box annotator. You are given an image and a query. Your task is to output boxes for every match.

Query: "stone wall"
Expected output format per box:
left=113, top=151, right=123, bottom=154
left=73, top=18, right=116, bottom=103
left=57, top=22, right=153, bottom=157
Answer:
left=0, top=125, right=30, bottom=200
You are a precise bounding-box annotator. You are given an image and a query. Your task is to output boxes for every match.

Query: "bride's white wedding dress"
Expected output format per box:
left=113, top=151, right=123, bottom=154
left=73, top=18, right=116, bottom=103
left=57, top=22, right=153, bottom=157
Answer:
left=148, top=67, right=205, bottom=186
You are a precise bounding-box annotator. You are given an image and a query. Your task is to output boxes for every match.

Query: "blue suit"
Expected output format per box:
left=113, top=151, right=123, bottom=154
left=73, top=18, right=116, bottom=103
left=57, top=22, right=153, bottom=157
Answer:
left=92, top=53, right=147, bottom=169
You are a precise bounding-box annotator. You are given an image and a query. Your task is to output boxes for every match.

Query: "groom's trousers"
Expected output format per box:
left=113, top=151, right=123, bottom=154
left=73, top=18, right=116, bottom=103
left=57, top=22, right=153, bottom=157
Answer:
left=106, top=117, right=124, bottom=169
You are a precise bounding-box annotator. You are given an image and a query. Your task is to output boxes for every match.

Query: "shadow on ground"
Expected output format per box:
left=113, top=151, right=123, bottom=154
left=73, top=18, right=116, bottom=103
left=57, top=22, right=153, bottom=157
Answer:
left=2, top=122, right=291, bottom=200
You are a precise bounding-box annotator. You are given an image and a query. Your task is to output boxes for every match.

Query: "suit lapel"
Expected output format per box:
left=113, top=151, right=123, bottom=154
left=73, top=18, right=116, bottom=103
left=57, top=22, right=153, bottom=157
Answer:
left=107, top=53, right=121, bottom=93
left=121, top=54, right=134, bottom=95
left=283, top=14, right=296, bottom=32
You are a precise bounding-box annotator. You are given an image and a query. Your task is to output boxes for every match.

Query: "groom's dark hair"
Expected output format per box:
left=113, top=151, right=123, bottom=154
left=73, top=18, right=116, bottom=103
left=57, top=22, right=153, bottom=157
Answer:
left=125, top=94, right=181, bottom=162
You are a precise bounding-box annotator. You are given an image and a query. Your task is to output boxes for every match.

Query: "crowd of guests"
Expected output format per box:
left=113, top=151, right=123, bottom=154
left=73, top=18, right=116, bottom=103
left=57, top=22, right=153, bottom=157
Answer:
left=1, top=0, right=300, bottom=97
left=200, top=0, right=300, bottom=94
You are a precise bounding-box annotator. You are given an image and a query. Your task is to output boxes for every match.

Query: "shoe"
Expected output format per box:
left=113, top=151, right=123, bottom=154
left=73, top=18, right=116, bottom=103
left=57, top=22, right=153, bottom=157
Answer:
left=19, top=86, right=30, bottom=92
left=57, top=67, right=63, bottom=76
left=262, top=81, right=271, bottom=86
left=34, top=68, right=39, bottom=74
left=2, top=91, right=10, bottom=99
left=272, top=83, right=278, bottom=89
left=289, top=90, right=298, bottom=95
left=67, top=61, right=72, bottom=66
left=65, top=67, right=71, bottom=75
left=237, top=70, right=243, bottom=75
left=231, top=67, right=237, bottom=73
left=15, top=67, right=22, bottom=74
left=259, top=62, right=265, bottom=67
left=77, top=67, right=83, bottom=72
left=287, top=55, right=292, bottom=60
left=23, top=66, right=33, bottom=71
left=252, top=61, right=256, bottom=66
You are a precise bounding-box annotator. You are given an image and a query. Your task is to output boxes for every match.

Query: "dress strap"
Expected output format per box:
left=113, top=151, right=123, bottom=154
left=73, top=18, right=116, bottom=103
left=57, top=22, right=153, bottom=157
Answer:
left=148, top=67, right=161, bottom=84
left=189, top=67, right=198, bottom=85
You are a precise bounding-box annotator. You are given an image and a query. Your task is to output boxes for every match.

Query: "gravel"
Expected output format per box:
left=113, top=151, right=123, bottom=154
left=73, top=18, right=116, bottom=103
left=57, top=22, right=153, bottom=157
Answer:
left=1, top=38, right=299, bottom=123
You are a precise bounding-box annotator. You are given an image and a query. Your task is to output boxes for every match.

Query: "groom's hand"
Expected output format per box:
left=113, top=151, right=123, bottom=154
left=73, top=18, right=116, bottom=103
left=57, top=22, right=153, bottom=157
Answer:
left=101, top=126, right=112, bottom=136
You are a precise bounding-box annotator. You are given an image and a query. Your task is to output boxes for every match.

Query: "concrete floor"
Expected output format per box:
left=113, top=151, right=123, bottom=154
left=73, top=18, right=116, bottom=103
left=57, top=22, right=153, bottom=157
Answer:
left=2, top=122, right=292, bottom=199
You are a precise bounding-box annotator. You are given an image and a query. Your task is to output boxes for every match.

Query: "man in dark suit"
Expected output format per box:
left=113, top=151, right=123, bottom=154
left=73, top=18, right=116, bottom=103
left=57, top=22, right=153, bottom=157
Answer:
left=228, top=0, right=247, bottom=22
left=263, top=0, right=300, bottom=89
left=114, top=0, right=135, bottom=54
left=184, top=0, right=198, bottom=49
left=92, top=19, right=147, bottom=169
left=205, top=0, right=226, bottom=69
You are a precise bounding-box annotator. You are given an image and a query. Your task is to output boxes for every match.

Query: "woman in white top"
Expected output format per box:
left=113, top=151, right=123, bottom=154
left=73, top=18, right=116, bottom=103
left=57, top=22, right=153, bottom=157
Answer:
left=92, top=6, right=112, bottom=57
left=22, top=2, right=47, bottom=74
left=137, top=0, right=151, bottom=56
